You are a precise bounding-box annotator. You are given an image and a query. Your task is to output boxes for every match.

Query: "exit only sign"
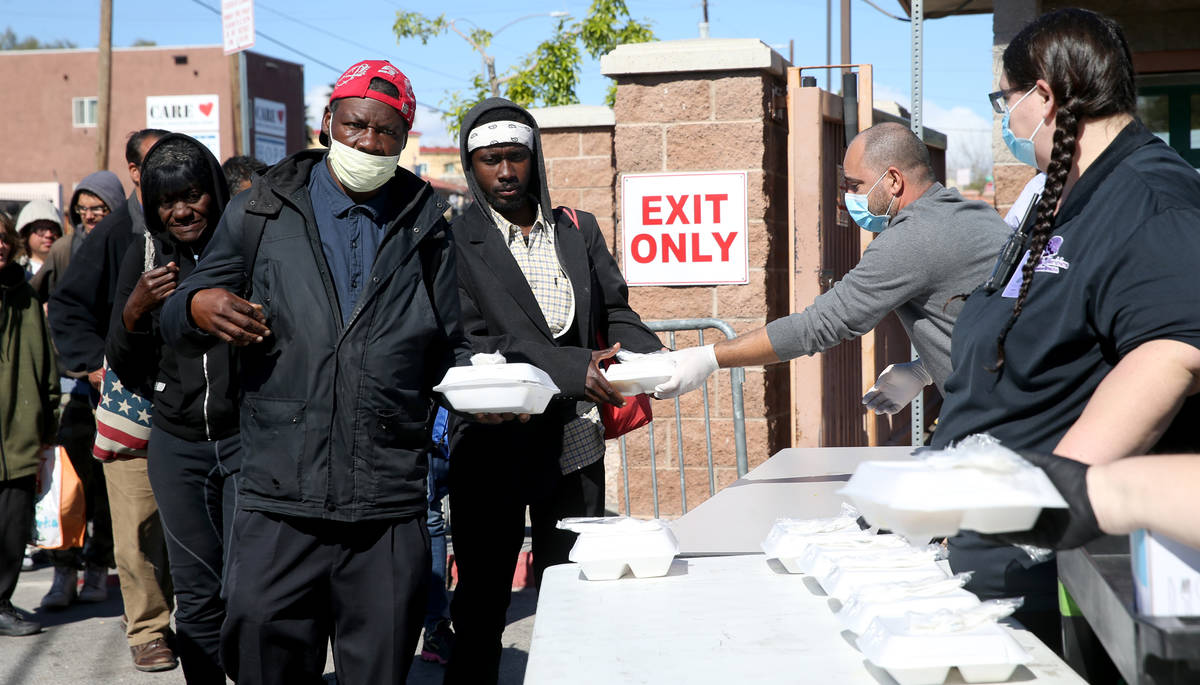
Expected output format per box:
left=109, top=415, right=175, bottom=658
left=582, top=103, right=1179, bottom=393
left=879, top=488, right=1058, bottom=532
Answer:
left=620, top=171, right=749, bottom=286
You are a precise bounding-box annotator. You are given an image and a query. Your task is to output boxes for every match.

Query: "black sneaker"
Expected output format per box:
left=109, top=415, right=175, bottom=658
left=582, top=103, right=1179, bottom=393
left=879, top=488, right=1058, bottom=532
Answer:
left=419, top=619, right=455, bottom=665
left=0, top=601, right=41, bottom=636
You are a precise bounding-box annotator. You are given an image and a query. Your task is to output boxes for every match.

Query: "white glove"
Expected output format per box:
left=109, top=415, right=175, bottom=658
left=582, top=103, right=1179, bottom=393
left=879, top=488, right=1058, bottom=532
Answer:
left=862, top=359, right=933, bottom=415
left=653, top=344, right=719, bottom=399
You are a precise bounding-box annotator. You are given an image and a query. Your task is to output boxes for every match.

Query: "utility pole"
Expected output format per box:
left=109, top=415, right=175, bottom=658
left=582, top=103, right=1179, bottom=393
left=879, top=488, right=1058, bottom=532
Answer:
left=96, top=0, right=113, bottom=170
left=841, top=0, right=851, bottom=79
left=826, top=0, right=832, bottom=90
left=699, top=0, right=710, bottom=38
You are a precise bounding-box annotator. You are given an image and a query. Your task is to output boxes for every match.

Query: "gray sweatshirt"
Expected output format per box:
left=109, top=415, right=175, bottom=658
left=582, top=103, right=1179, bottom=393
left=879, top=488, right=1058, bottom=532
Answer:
left=765, top=182, right=1010, bottom=393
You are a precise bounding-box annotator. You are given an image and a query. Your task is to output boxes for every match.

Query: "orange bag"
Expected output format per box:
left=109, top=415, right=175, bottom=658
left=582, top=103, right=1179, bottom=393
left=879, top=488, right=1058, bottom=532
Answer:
left=33, top=446, right=87, bottom=550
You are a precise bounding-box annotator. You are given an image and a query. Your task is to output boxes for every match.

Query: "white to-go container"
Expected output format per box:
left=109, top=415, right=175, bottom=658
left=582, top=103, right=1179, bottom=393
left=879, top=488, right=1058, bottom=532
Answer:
left=561, top=517, right=680, bottom=581
left=838, top=459, right=1067, bottom=540
left=837, top=588, right=981, bottom=634
left=798, top=535, right=914, bottom=577
left=760, top=516, right=869, bottom=573
left=817, top=562, right=948, bottom=601
left=602, top=358, right=675, bottom=396
left=856, top=615, right=1032, bottom=685
left=433, top=363, right=560, bottom=414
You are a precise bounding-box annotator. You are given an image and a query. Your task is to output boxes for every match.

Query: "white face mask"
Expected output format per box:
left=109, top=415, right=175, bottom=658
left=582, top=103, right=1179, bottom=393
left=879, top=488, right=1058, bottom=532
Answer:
left=326, top=132, right=401, bottom=193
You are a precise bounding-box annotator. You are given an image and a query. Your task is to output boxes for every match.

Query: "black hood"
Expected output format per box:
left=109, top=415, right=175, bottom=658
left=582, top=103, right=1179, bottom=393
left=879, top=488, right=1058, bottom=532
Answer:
left=459, top=98, right=553, bottom=222
left=139, top=133, right=230, bottom=248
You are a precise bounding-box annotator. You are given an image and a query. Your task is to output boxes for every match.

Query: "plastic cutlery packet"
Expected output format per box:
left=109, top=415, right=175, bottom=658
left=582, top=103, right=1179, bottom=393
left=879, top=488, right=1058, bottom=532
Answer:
left=814, top=545, right=949, bottom=600
left=798, top=534, right=914, bottom=577
left=760, top=508, right=871, bottom=573
left=836, top=573, right=980, bottom=634
left=837, top=434, right=1068, bottom=540
left=856, top=600, right=1031, bottom=685
left=559, top=517, right=679, bottom=581
left=433, top=361, right=560, bottom=414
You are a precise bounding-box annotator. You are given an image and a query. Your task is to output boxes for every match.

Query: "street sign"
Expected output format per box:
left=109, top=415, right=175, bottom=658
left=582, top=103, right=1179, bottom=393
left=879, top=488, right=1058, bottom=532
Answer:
left=620, top=171, right=749, bottom=286
left=222, top=0, right=255, bottom=55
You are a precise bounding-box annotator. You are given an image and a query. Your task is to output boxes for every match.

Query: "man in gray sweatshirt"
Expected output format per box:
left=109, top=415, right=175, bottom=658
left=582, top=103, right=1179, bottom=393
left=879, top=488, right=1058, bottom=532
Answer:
left=655, top=122, right=1010, bottom=414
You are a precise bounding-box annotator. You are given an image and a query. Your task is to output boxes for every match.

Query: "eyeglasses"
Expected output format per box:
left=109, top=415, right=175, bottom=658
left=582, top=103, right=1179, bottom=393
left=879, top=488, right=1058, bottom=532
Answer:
left=74, top=204, right=109, bottom=217
left=987, top=89, right=1013, bottom=115
left=31, top=226, right=61, bottom=237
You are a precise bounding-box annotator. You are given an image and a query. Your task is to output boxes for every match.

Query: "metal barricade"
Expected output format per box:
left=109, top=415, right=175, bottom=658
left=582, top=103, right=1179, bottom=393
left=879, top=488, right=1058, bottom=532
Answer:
left=617, top=318, right=748, bottom=518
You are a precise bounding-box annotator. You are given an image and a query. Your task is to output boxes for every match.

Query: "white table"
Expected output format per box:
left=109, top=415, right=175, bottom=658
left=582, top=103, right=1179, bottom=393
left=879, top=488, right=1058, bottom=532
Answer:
left=525, top=555, right=1087, bottom=685
left=669, top=446, right=916, bottom=555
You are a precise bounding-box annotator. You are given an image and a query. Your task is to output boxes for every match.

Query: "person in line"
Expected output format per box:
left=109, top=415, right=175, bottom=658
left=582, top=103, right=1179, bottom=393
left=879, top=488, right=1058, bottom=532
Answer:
left=445, top=98, right=663, bottom=684
left=107, top=134, right=235, bottom=684
left=928, top=8, right=1200, bottom=651
left=31, top=168, right=125, bottom=615
left=46, top=129, right=178, bottom=672
left=14, top=200, right=61, bottom=278
left=160, top=60, right=475, bottom=685
left=0, top=219, right=59, bottom=637
left=419, top=406, right=454, bottom=666
left=221, top=155, right=268, bottom=196
left=655, top=122, right=1011, bottom=416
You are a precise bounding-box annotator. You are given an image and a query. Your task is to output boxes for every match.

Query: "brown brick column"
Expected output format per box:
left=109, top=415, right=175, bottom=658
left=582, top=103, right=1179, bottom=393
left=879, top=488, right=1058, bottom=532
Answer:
left=530, top=105, right=617, bottom=251
left=601, top=39, right=791, bottom=516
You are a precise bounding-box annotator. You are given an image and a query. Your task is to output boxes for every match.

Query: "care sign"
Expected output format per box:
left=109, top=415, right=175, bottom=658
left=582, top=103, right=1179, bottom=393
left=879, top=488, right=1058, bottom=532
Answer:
left=146, top=95, right=221, bottom=159
left=253, top=97, right=287, bottom=164
left=621, top=171, right=749, bottom=286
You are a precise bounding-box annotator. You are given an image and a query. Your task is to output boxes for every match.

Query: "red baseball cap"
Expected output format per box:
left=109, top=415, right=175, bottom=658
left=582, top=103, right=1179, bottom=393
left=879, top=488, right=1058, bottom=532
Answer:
left=323, top=60, right=416, bottom=143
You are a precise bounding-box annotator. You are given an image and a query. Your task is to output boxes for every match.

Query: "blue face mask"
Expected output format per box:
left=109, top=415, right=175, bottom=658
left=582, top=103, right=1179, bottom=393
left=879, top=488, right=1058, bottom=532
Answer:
left=1001, top=86, right=1045, bottom=169
left=844, top=170, right=896, bottom=233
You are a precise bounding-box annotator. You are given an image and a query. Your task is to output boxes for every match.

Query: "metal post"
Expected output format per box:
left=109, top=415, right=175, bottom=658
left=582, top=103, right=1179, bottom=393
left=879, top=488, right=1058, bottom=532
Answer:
left=826, top=0, right=832, bottom=90
left=840, top=0, right=851, bottom=79
left=909, top=0, right=925, bottom=446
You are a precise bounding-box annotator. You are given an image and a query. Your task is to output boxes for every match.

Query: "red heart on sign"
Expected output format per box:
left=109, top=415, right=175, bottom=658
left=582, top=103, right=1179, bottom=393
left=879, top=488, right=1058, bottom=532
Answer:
left=199, top=102, right=214, bottom=116
left=277, top=111, right=284, bottom=122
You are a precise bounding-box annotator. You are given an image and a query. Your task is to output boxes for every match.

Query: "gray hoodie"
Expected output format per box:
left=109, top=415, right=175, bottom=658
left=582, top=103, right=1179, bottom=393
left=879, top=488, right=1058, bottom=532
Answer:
left=68, top=169, right=125, bottom=231
left=764, top=183, right=1010, bottom=392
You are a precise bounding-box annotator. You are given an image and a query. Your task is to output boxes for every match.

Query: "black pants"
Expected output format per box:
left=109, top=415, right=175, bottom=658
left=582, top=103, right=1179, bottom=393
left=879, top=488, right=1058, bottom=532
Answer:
left=948, top=532, right=1062, bottom=654
left=0, top=476, right=36, bottom=603
left=446, top=455, right=604, bottom=685
left=147, top=427, right=240, bottom=685
left=47, top=397, right=114, bottom=569
left=221, top=509, right=429, bottom=685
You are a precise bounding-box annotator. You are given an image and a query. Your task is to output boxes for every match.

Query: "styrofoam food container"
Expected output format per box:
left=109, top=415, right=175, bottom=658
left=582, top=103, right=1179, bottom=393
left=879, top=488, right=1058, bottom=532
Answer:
left=799, top=535, right=914, bottom=576
left=838, top=460, right=1068, bottom=540
left=857, top=615, right=1031, bottom=685
left=602, top=358, right=675, bottom=396
left=838, top=589, right=980, bottom=634
left=760, top=517, right=868, bottom=572
left=433, top=363, right=560, bottom=414
left=564, top=518, right=679, bottom=581
left=817, top=563, right=948, bottom=601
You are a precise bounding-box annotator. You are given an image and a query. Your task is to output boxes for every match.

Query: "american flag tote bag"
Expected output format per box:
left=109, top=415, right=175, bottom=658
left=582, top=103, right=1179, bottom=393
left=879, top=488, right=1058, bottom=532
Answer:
left=93, top=235, right=156, bottom=461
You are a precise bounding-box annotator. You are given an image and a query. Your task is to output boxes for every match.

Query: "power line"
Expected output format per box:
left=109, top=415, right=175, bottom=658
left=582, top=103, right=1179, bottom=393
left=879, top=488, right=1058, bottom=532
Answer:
left=187, top=0, right=446, bottom=112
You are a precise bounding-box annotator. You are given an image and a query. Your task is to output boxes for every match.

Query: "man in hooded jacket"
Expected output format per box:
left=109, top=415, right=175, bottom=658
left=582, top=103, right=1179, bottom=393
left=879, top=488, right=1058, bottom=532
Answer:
left=160, top=60, right=473, bottom=685
left=445, top=98, right=662, bottom=684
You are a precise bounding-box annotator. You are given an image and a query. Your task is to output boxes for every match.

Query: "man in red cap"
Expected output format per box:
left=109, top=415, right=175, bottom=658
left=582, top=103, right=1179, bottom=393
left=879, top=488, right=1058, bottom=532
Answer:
left=160, top=60, right=474, bottom=684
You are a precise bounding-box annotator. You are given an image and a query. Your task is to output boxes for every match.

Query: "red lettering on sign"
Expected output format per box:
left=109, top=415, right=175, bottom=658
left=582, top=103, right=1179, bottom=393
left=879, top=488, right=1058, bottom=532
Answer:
left=713, top=232, right=737, bottom=261
left=662, top=234, right=686, bottom=262
left=631, top=234, right=656, bottom=263
left=691, top=233, right=712, bottom=262
left=706, top=194, right=728, bottom=223
left=666, top=195, right=690, bottom=225
left=642, top=196, right=662, bottom=226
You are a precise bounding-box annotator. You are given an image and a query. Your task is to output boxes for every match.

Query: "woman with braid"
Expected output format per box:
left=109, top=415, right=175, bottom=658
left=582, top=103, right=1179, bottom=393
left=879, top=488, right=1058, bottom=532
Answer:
left=930, top=8, right=1200, bottom=653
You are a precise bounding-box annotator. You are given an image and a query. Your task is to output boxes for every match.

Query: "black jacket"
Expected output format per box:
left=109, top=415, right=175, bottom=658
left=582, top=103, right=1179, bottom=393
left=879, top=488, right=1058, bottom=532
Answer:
left=450, top=98, right=661, bottom=476
left=46, top=191, right=145, bottom=375
left=161, top=149, right=471, bottom=522
left=107, top=133, right=237, bottom=443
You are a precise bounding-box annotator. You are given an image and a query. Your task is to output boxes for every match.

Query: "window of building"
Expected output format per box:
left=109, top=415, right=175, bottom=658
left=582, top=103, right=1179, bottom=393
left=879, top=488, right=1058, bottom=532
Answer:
left=444, top=162, right=457, bottom=175
left=1137, top=74, right=1200, bottom=168
left=72, top=97, right=98, bottom=127
left=415, top=163, right=429, bottom=177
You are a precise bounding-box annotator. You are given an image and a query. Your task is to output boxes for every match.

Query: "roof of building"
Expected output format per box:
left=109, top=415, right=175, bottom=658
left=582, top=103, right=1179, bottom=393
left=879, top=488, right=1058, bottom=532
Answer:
left=420, top=146, right=459, bottom=155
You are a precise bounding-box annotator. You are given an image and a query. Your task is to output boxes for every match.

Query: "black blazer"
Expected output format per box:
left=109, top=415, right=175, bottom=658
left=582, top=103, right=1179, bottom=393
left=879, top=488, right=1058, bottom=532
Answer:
left=450, top=203, right=662, bottom=470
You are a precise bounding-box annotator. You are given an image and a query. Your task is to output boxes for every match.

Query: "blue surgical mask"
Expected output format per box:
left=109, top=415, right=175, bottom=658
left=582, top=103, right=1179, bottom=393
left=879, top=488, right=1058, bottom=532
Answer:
left=844, top=170, right=896, bottom=233
left=1001, top=86, right=1045, bottom=169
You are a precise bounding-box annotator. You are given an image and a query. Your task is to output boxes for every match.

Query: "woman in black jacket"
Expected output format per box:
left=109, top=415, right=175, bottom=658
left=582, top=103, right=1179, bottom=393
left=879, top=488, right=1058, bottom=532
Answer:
left=107, top=134, right=236, bottom=684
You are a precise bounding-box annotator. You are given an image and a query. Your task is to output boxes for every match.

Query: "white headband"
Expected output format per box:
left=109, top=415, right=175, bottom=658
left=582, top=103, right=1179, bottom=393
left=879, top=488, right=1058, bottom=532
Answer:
left=467, top=120, right=534, bottom=152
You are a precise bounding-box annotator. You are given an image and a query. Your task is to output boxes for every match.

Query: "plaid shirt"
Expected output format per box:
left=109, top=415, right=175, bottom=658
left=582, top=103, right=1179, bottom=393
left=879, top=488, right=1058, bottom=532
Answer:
left=490, top=202, right=604, bottom=474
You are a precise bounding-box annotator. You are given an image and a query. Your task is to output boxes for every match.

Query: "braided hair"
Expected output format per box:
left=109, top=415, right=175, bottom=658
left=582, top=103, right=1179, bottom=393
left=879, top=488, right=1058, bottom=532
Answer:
left=992, top=9, right=1136, bottom=369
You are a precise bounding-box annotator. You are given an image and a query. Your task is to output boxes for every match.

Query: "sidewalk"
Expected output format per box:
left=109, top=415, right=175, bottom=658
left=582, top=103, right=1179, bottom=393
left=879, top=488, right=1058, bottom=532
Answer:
left=1, top=559, right=537, bottom=684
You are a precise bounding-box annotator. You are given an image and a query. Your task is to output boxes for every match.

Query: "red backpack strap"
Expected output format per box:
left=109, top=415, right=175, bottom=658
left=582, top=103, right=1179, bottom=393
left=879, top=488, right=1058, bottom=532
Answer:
left=556, top=205, right=580, bottom=229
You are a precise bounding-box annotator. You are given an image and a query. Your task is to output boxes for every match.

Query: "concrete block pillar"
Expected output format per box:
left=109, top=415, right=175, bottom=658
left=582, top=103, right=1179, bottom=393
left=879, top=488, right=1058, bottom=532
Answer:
left=529, top=104, right=618, bottom=252
left=600, top=39, right=791, bottom=516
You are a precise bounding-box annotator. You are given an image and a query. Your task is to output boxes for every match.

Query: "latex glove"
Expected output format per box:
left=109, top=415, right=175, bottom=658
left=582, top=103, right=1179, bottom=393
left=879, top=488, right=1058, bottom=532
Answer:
left=862, top=359, right=933, bottom=415
left=653, top=344, right=718, bottom=399
left=982, top=451, right=1100, bottom=551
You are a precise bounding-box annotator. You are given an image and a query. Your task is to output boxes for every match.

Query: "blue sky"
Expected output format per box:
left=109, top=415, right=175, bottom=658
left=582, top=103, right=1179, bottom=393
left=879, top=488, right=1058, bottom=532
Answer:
left=3, top=0, right=996, bottom=167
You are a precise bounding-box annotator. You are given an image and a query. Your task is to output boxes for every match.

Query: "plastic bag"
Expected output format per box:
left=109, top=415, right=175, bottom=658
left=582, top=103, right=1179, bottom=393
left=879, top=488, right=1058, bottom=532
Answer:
left=33, top=446, right=86, bottom=550
left=904, top=598, right=1025, bottom=634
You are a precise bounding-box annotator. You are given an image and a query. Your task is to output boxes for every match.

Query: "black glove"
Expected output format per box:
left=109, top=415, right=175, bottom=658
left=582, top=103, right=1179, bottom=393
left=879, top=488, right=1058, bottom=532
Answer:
left=982, top=450, right=1102, bottom=551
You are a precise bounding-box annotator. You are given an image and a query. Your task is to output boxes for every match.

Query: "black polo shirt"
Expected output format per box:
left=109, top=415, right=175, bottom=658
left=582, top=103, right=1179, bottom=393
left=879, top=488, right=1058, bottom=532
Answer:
left=933, top=120, right=1200, bottom=454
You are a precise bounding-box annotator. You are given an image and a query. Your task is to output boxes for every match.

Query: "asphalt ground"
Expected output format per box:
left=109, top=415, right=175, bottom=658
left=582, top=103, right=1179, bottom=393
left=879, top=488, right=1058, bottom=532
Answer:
left=1, top=558, right=537, bottom=685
